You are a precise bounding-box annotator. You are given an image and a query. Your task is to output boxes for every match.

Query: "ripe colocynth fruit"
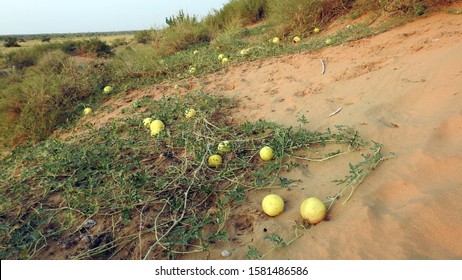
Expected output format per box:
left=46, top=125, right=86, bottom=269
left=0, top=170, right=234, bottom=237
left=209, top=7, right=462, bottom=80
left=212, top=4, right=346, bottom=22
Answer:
left=262, top=194, right=284, bottom=216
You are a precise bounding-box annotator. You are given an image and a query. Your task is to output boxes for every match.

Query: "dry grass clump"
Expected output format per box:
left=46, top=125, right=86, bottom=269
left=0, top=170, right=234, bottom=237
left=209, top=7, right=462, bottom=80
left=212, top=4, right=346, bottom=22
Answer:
left=267, top=0, right=355, bottom=35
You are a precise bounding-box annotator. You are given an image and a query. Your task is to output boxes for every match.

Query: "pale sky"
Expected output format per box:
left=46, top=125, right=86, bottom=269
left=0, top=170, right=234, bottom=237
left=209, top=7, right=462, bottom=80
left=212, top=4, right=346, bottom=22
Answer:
left=0, top=0, right=230, bottom=35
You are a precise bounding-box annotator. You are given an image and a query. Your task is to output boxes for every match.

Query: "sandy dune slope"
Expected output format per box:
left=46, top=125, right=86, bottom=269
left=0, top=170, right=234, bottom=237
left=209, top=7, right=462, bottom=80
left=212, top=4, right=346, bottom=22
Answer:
left=83, top=8, right=462, bottom=260
left=193, top=11, right=462, bottom=260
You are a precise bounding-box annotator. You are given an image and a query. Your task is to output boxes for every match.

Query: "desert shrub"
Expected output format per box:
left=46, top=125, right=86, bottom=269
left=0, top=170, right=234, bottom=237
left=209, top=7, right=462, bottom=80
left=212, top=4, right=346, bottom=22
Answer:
left=165, top=9, right=198, bottom=27
left=59, top=40, right=79, bottom=54
left=0, top=52, right=5, bottom=67
left=235, top=0, right=268, bottom=24
left=36, top=38, right=112, bottom=58
left=77, top=38, right=113, bottom=57
left=204, top=0, right=267, bottom=33
left=413, top=3, right=428, bottom=15
left=111, top=38, right=128, bottom=48
left=373, top=0, right=455, bottom=14
left=134, top=30, right=154, bottom=44
left=5, top=39, right=112, bottom=69
left=36, top=49, right=70, bottom=73
left=5, top=48, right=41, bottom=69
left=267, top=0, right=355, bottom=35
left=109, top=44, right=161, bottom=81
left=0, top=71, right=7, bottom=81
left=0, top=55, right=109, bottom=146
left=5, top=42, right=69, bottom=69
left=210, top=27, right=251, bottom=51
left=3, top=37, right=20, bottom=48
left=159, top=18, right=212, bottom=54
left=377, top=0, right=419, bottom=13
left=204, top=10, right=242, bottom=36
left=349, top=0, right=381, bottom=17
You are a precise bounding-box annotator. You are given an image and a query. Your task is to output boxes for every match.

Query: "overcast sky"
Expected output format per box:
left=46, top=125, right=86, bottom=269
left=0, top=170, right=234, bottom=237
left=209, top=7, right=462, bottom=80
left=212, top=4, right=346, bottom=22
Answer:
left=0, top=0, right=229, bottom=35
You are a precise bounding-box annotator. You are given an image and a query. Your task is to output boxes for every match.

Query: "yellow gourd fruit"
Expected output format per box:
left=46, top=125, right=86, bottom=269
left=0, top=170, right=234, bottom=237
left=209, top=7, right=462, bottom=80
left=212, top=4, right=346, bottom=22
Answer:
left=103, top=86, right=113, bottom=94
left=143, top=117, right=152, bottom=128
left=185, top=109, right=196, bottom=118
left=83, top=108, right=92, bottom=115
left=208, top=154, right=223, bottom=168
left=259, top=146, right=274, bottom=161
left=300, top=197, right=327, bottom=224
left=262, top=194, right=284, bottom=217
left=217, top=141, right=232, bottom=153
left=150, top=119, right=165, bottom=136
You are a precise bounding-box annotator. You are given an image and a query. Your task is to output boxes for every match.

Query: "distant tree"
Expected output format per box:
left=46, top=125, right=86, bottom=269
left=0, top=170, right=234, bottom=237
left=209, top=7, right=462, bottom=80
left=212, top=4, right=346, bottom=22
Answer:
left=4, top=37, right=20, bottom=47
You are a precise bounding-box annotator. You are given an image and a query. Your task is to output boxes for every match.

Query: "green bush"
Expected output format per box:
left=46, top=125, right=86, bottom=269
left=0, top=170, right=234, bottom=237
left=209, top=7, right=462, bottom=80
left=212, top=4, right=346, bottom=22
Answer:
left=5, top=42, right=69, bottom=69
left=109, top=44, right=162, bottom=81
left=204, top=0, right=267, bottom=32
left=414, top=3, right=428, bottom=15
left=111, top=38, right=128, bottom=48
left=5, top=39, right=112, bottom=69
left=58, top=38, right=113, bottom=57
left=210, top=27, right=251, bottom=51
left=3, top=37, right=20, bottom=48
left=165, top=9, right=199, bottom=27
left=36, top=49, right=69, bottom=73
left=268, top=0, right=356, bottom=35
left=134, top=30, right=154, bottom=44
left=5, top=48, right=40, bottom=69
left=78, top=38, right=113, bottom=57
left=0, top=53, right=110, bottom=147
left=159, top=19, right=212, bottom=54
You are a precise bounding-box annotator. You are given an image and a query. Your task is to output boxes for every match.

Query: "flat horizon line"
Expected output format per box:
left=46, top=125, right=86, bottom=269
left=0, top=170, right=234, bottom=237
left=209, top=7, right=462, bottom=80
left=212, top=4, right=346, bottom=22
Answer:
left=0, top=29, right=154, bottom=37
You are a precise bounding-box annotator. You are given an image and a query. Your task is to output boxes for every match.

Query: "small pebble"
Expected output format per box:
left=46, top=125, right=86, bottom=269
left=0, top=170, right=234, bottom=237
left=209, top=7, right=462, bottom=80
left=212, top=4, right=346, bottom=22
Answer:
left=83, top=219, right=97, bottom=229
left=81, top=235, right=92, bottom=244
left=221, top=249, right=231, bottom=257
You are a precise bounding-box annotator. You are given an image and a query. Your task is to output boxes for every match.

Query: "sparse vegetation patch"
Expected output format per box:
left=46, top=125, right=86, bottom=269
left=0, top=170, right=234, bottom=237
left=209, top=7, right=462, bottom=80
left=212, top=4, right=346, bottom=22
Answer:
left=0, top=92, right=389, bottom=259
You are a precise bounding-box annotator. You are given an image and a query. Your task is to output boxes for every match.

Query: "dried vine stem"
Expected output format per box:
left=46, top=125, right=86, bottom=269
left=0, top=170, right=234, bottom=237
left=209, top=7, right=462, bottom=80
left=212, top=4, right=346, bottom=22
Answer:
left=143, top=143, right=209, bottom=260
left=326, top=143, right=393, bottom=210
left=320, top=59, right=326, bottom=75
